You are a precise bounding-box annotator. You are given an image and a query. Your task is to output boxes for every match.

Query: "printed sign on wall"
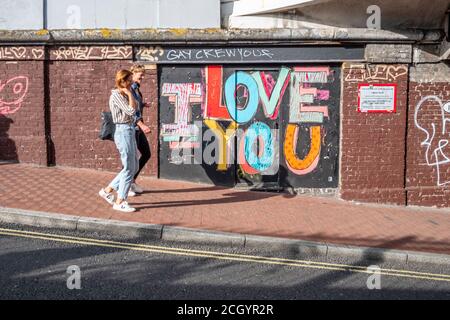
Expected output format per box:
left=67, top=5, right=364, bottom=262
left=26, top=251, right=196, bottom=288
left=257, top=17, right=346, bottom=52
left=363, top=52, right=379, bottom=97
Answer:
left=358, top=84, right=397, bottom=113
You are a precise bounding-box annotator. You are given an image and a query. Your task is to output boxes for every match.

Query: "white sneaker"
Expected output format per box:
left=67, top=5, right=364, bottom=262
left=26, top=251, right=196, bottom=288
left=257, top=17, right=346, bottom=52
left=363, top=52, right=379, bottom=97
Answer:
left=113, top=201, right=136, bottom=212
left=131, top=183, right=144, bottom=194
left=99, top=188, right=115, bottom=205
left=128, top=190, right=137, bottom=197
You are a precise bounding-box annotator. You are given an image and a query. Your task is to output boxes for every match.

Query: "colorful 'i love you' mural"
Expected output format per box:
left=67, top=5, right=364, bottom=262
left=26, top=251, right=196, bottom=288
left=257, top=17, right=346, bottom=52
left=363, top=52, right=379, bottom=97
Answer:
left=159, top=65, right=340, bottom=189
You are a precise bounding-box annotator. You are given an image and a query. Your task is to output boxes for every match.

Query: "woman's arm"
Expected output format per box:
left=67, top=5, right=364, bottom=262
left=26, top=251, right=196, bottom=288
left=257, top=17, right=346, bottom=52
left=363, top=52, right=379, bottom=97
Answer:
left=112, top=90, right=136, bottom=116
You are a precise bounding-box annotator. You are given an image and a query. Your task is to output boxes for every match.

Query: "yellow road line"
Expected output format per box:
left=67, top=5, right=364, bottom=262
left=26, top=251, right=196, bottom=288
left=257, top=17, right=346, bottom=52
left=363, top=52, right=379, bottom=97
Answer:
left=1, top=227, right=448, bottom=279
left=0, top=227, right=449, bottom=283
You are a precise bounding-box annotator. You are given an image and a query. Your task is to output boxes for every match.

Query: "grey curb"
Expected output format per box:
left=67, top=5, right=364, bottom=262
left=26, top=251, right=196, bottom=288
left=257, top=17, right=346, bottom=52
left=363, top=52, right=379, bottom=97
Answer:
left=0, top=206, right=449, bottom=265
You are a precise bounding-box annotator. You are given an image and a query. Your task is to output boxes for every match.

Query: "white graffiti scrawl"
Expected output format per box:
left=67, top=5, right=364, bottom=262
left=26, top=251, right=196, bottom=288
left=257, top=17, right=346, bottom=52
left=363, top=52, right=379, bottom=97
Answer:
left=414, top=96, right=450, bottom=186
left=0, top=76, right=29, bottom=115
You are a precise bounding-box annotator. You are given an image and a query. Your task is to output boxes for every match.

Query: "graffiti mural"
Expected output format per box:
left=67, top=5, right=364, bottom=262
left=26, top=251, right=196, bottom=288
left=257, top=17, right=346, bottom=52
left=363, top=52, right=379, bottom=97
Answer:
left=0, top=76, right=29, bottom=115
left=0, top=47, right=44, bottom=60
left=50, top=46, right=132, bottom=60
left=414, top=96, right=450, bottom=186
left=345, top=64, right=408, bottom=82
left=159, top=65, right=340, bottom=188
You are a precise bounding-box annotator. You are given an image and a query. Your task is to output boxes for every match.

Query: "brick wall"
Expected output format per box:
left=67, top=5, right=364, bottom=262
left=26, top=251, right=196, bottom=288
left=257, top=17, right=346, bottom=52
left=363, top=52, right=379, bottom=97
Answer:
left=0, top=45, right=158, bottom=177
left=340, top=63, right=409, bottom=205
left=49, top=60, right=131, bottom=171
left=0, top=47, right=47, bottom=165
left=48, top=53, right=158, bottom=177
left=406, top=64, right=450, bottom=207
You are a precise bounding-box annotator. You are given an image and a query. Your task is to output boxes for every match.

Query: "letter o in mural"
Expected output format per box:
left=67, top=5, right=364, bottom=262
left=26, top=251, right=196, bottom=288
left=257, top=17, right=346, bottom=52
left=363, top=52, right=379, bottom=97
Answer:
left=224, top=71, right=259, bottom=124
left=244, top=122, right=274, bottom=172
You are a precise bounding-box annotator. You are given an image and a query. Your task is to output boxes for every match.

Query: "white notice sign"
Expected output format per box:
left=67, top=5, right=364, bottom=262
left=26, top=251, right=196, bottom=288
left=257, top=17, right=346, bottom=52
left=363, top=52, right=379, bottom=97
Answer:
left=358, top=84, right=397, bottom=113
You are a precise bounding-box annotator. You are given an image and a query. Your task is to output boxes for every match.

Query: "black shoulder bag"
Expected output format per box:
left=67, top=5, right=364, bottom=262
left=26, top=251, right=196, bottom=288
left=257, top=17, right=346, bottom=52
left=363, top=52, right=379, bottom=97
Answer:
left=99, top=111, right=115, bottom=141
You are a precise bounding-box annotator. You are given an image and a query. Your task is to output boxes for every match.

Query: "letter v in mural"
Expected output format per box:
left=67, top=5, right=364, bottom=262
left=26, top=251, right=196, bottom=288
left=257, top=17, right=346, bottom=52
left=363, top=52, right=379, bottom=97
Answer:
left=158, top=65, right=340, bottom=189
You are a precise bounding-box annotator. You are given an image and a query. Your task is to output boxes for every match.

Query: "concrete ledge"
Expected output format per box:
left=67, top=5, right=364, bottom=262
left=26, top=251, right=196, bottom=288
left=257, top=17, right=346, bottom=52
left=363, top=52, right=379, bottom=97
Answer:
left=0, top=28, right=442, bottom=44
left=327, top=244, right=409, bottom=264
left=406, top=251, right=450, bottom=265
left=0, top=206, right=449, bottom=266
left=77, top=217, right=163, bottom=240
left=0, top=207, right=78, bottom=230
left=365, top=44, right=412, bottom=63
left=245, top=235, right=328, bottom=258
left=162, top=226, right=245, bottom=247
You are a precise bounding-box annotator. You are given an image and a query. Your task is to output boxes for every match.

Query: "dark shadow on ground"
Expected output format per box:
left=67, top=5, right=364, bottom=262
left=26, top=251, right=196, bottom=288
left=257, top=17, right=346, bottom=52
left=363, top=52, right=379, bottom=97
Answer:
left=141, top=186, right=229, bottom=194
left=0, top=115, right=18, bottom=163
left=133, top=191, right=279, bottom=209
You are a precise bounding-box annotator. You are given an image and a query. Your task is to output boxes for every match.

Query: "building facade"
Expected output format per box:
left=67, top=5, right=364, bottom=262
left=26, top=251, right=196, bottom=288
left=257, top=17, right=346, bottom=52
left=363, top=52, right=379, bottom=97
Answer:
left=1, top=0, right=449, bottom=207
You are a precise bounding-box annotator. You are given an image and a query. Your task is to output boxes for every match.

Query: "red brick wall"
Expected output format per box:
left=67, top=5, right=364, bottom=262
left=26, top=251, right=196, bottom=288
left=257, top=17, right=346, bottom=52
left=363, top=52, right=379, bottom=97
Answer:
left=0, top=52, right=47, bottom=165
left=140, top=67, right=158, bottom=177
left=48, top=54, right=158, bottom=177
left=340, top=63, right=409, bottom=205
left=407, top=81, right=450, bottom=208
left=1, top=45, right=158, bottom=177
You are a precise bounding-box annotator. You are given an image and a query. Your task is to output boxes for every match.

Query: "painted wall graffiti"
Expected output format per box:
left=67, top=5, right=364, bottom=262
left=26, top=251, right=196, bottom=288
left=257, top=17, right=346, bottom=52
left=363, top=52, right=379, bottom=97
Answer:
left=0, top=76, right=29, bottom=115
left=414, top=96, right=450, bottom=186
left=159, top=65, right=340, bottom=188
left=135, top=46, right=165, bottom=62
left=345, top=64, right=408, bottom=82
left=0, top=47, right=44, bottom=60
left=160, top=83, right=202, bottom=160
left=50, top=46, right=132, bottom=60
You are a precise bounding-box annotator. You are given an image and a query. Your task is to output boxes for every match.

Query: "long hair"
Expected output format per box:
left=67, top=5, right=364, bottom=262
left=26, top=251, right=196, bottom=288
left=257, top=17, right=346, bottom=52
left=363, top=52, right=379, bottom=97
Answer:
left=115, top=69, right=133, bottom=89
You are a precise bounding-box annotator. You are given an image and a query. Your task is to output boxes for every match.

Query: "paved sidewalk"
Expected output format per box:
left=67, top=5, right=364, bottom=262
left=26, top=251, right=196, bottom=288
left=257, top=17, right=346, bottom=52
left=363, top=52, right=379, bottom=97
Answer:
left=0, top=163, right=449, bottom=255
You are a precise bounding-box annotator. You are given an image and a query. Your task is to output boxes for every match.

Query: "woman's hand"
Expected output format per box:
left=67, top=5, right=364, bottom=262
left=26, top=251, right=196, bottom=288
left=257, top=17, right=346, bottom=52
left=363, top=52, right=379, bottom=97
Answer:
left=140, top=124, right=151, bottom=134
left=120, top=87, right=132, bottom=96
left=137, top=122, right=151, bottom=134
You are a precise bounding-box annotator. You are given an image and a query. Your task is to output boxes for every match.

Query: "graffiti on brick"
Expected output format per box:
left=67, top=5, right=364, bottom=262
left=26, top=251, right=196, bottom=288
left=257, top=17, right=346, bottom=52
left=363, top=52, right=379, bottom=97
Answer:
left=414, top=95, right=450, bottom=186
left=345, top=64, right=408, bottom=82
left=135, top=46, right=165, bottom=62
left=159, top=65, right=340, bottom=188
left=0, top=76, right=29, bottom=115
left=138, top=46, right=364, bottom=64
left=51, top=46, right=132, bottom=60
left=0, top=47, right=44, bottom=60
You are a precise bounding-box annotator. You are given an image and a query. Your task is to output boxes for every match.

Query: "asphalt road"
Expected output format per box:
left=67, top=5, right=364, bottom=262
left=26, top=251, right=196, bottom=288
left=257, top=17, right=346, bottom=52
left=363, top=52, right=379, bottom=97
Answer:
left=0, top=222, right=449, bottom=300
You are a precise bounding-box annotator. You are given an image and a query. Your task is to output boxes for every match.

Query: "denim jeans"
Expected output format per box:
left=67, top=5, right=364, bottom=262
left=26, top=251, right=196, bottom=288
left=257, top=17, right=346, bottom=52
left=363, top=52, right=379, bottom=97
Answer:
left=108, top=124, right=139, bottom=200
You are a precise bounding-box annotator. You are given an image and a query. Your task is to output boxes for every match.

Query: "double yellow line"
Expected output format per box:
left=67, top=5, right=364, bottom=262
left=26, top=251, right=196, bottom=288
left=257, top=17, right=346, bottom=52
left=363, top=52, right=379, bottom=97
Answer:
left=1, top=227, right=450, bottom=283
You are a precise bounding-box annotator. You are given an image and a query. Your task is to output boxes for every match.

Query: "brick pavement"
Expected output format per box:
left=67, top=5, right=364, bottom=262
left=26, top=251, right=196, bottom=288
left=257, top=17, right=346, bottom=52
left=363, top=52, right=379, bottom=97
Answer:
left=0, top=163, right=449, bottom=255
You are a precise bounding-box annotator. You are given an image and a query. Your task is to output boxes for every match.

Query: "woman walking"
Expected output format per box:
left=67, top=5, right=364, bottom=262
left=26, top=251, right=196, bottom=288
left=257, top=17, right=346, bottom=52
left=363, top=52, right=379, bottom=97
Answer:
left=99, top=69, right=139, bottom=212
left=129, top=64, right=151, bottom=194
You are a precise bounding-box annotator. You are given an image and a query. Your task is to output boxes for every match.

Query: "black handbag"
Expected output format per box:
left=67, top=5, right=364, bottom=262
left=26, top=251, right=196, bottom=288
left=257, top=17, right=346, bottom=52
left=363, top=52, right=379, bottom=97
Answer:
left=99, top=111, right=115, bottom=141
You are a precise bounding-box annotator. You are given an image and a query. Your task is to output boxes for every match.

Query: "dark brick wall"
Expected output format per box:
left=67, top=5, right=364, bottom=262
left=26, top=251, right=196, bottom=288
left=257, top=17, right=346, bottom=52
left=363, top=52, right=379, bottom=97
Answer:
left=340, top=63, right=409, bottom=205
left=49, top=60, right=131, bottom=171
left=48, top=59, right=158, bottom=176
left=0, top=45, right=158, bottom=177
left=407, top=82, right=450, bottom=207
left=0, top=58, right=47, bottom=165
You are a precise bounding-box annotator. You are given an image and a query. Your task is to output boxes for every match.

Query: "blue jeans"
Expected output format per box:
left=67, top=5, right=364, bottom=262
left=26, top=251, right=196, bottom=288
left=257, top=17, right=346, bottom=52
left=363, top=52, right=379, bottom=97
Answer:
left=108, top=124, right=139, bottom=200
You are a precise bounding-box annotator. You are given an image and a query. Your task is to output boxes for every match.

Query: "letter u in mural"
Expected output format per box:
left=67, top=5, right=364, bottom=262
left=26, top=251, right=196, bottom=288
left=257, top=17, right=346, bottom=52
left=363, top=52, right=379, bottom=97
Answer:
left=158, top=65, right=340, bottom=189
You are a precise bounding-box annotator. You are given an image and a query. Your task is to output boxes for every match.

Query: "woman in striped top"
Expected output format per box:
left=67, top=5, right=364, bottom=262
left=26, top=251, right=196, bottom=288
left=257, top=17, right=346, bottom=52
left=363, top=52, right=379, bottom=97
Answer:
left=98, top=69, right=139, bottom=213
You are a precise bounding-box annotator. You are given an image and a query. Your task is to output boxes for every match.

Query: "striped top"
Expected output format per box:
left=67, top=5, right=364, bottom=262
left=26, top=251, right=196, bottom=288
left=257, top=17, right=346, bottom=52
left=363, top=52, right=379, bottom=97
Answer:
left=109, top=89, right=136, bottom=124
